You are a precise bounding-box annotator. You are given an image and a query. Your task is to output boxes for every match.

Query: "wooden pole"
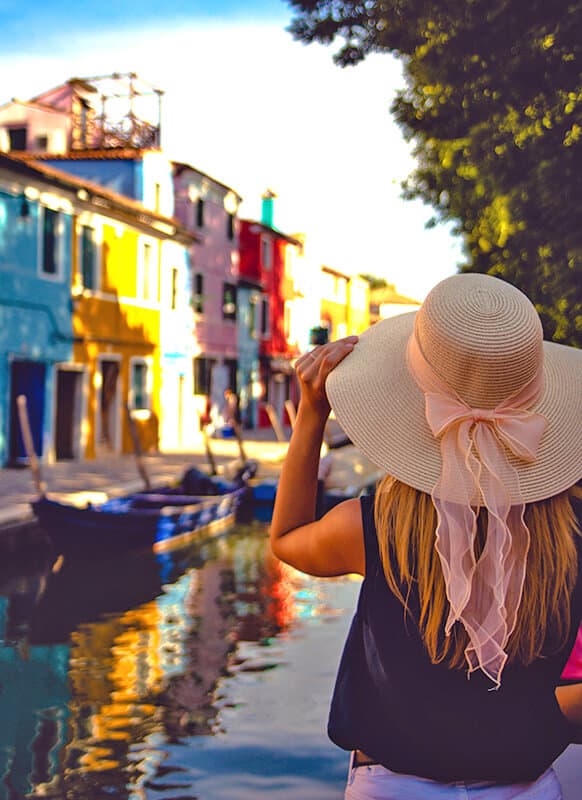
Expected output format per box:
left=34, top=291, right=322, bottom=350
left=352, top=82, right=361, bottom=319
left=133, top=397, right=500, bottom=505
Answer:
left=284, top=399, right=297, bottom=430
left=232, top=421, right=248, bottom=463
left=263, top=402, right=287, bottom=443
left=202, top=425, right=218, bottom=476
left=125, top=404, right=152, bottom=491
left=16, top=395, right=46, bottom=496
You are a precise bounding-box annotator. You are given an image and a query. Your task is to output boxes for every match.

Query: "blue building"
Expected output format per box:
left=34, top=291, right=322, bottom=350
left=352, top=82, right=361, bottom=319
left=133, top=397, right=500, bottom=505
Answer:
left=236, top=277, right=262, bottom=429
left=0, top=154, right=75, bottom=467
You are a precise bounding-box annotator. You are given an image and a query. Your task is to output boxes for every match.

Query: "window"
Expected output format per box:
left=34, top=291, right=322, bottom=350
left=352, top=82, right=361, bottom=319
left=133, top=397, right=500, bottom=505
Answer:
left=170, top=267, right=179, bottom=310
left=222, top=282, right=237, bottom=322
left=139, top=240, right=158, bottom=300
left=249, top=294, right=258, bottom=338
left=154, top=182, right=161, bottom=212
left=226, top=212, right=235, bottom=240
left=193, top=356, right=216, bottom=395
left=261, top=235, right=272, bottom=270
left=35, top=134, right=48, bottom=151
left=41, top=207, right=60, bottom=276
left=79, top=100, right=89, bottom=148
left=260, top=296, right=270, bottom=337
left=80, top=224, right=97, bottom=290
left=196, top=198, right=205, bottom=228
left=193, top=273, right=204, bottom=314
left=8, top=127, right=27, bottom=151
left=142, top=243, right=152, bottom=298
left=130, top=360, right=150, bottom=411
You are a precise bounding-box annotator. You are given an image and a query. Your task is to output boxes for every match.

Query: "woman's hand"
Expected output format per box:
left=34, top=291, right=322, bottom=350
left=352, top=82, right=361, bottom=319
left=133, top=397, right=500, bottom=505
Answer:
left=295, top=336, right=358, bottom=419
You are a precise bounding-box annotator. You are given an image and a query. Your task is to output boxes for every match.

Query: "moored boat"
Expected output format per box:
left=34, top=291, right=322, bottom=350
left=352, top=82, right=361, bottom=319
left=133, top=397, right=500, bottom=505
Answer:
left=31, top=467, right=254, bottom=555
left=251, top=445, right=382, bottom=522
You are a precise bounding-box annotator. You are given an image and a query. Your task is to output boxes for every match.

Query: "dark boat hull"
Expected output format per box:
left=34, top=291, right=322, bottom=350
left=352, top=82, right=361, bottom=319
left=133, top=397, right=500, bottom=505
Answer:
left=251, top=478, right=375, bottom=522
left=32, top=486, right=247, bottom=555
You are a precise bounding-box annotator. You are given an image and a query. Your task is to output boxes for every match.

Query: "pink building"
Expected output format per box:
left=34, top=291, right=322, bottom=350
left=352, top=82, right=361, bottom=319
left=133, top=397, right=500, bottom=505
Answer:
left=172, top=162, right=243, bottom=431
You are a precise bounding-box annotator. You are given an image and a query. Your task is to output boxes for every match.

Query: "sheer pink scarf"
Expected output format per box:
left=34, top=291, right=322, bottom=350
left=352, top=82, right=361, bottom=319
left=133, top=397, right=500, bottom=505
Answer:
left=406, top=331, right=548, bottom=687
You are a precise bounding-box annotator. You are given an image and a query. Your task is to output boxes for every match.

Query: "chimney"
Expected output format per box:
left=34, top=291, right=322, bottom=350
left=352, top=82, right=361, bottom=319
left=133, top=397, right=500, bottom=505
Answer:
left=261, top=188, right=276, bottom=228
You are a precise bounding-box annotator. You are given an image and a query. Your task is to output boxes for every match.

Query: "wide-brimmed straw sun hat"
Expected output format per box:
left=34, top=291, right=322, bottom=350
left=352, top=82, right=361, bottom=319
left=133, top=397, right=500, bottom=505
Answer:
left=326, top=272, right=582, bottom=504
left=328, top=272, right=582, bottom=686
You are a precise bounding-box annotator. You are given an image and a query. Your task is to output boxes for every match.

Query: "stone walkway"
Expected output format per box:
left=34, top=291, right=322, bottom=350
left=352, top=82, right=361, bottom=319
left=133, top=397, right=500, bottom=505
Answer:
left=0, top=427, right=291, bottom=534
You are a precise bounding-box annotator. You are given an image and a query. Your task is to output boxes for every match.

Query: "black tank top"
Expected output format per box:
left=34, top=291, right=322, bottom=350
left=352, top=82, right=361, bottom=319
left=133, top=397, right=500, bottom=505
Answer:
left=328, top=492, right=582, bottom=783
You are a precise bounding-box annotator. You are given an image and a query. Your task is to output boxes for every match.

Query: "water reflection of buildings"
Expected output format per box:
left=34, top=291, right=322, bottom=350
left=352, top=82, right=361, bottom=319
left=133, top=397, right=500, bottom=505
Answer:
left=156, top=535, right=307, bottom=740
left=0, top=552, right=70, bottom=800
left=231, top=537, right=303, bottom=640
left=0, top=527, right=327, bottom=799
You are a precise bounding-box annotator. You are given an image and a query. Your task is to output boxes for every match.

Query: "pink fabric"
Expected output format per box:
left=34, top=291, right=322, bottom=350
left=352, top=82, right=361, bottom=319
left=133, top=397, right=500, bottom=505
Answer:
left=561, top=626, right=582, bottom=681
left=406, top=328, right=548, bottom=688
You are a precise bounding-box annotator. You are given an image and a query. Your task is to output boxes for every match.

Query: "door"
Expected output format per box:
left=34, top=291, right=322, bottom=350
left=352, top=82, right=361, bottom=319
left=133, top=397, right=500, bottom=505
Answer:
left=55, top=369, right=81, bottom=460
left=9, top=360, right=46, bottom=465
left=98, top=360, right=120, bottom=452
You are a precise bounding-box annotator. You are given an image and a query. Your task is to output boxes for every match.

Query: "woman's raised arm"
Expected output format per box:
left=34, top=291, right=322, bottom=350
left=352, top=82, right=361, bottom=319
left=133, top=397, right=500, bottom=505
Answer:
left=269, top=338, right=365, bottom=578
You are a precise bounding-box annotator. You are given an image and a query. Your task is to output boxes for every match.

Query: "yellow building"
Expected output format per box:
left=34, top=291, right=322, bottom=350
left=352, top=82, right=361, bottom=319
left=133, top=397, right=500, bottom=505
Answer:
left=320, top=265, right=349, bottom=342
left=347, top=273, right=370, bottom=335
left=72, top=216, right=161, bottom=458
left=369, top=284, right=421, bottom=324
left=319, top=266, right=370, bottom=342
left=72, top=191, right=195, bottom=458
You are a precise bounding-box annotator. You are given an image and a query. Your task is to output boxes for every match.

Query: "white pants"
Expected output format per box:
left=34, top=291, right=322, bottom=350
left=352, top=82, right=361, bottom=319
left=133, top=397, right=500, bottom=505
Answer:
left=345, top=755, right=563, bottom=800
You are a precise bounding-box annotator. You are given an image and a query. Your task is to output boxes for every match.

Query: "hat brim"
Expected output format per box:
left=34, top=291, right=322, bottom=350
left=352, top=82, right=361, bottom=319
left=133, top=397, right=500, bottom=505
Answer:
left=326, top=312, right=582, bottom=504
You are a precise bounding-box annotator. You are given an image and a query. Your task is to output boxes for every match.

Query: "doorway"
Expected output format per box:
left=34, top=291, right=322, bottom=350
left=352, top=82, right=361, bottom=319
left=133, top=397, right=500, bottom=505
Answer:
left=98, top=358, right=120, bottom=453
left=8, top=360, right=46, bottom=465
left=55, top=368, right=83, bottom=460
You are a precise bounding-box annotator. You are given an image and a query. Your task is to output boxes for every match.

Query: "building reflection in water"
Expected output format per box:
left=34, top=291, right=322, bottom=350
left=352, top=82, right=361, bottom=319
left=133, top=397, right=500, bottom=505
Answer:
left=0, top=523, right=330, bottom=800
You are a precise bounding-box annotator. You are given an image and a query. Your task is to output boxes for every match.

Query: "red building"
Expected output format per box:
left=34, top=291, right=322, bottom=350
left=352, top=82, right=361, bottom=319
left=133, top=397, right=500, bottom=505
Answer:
left=239, top=192, right=302, bottom=428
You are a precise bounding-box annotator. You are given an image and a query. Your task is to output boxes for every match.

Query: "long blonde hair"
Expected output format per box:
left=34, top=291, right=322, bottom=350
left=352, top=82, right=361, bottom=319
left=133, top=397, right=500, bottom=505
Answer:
left=374, top=477, right=582, bottom=668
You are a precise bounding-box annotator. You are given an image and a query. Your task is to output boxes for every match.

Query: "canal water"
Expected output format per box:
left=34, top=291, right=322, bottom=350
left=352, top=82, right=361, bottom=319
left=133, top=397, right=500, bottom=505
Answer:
left=1, top=524, right=580, bottom=800
left=0, top=524, right=360, bottom=800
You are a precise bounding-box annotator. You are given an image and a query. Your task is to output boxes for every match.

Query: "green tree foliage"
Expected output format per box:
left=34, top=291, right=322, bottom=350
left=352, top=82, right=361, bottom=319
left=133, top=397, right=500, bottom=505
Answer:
left=359, top=273, right=389, bottom=289
left=287, top=0, right=582, bottom=346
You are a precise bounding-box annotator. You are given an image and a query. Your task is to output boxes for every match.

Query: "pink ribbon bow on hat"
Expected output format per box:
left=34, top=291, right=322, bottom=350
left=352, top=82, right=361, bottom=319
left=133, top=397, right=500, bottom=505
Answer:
left=407, top=331, right=548, bottom=687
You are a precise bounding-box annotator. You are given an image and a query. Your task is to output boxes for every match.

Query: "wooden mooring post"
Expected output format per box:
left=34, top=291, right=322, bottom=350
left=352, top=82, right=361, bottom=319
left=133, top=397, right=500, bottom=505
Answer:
left=284, top=399, right=297, bottom=430
left=16, top=394, right=46, bottom=496
left=125, top=404, right=152, bottom=491
left=262, top=402, right=288, bottom=443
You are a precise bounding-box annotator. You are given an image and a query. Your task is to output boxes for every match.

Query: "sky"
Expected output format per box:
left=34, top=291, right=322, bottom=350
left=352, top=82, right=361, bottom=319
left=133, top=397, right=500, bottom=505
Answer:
left=0, top=0, right=465, bottom=301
